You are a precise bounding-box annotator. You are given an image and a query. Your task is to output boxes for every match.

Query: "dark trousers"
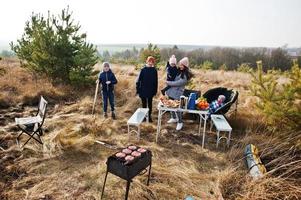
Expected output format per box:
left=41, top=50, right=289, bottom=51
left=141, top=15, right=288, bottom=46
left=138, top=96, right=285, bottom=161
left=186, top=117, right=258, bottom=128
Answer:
left=103, top=91, right=115, bottom=113
left=141, top=97, right=153, bottom=119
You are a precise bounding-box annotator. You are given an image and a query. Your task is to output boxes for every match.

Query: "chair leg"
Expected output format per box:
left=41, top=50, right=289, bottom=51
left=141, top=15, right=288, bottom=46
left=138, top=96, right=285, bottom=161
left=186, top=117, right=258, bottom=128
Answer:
left=22, top=134, right=34, bottom=148
left=17, top=130, right=23, bottom=140
left=39, top=128, right=43, bottom=136
left=20, top=131, right=43, bottom=148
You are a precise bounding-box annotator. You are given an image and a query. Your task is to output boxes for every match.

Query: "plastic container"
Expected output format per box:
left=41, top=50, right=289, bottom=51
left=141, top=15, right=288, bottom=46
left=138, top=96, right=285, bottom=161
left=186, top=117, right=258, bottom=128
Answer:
left=187, top=93, right=197, bottom=110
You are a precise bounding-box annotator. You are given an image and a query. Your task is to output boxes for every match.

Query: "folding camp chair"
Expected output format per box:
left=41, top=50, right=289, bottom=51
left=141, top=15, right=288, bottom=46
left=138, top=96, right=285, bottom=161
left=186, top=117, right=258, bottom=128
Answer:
left=203, top=87, right=239, bottom=116
left=15, top=96, right=48, bottom=148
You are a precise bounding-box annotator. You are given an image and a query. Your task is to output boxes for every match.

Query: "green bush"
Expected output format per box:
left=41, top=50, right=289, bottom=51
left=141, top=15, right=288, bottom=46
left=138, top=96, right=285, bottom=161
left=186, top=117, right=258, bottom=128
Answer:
left=139, top=43, right=161, bottom=64
left=219, top=63, right=228, bottom=71
left=237, top=63, right=252, bottom=73
left=250, top=60, right=301, bottom=130
left=201, top=60, right=214, bottom=70
left=10, top=8, right=98, bottom=86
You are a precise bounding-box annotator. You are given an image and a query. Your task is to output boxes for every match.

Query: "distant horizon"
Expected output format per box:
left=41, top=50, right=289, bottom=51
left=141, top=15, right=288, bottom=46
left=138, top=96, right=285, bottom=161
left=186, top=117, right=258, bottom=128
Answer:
left=1, top=0, right=301, bottom=48
left=1, top=40, right=301, bottom=51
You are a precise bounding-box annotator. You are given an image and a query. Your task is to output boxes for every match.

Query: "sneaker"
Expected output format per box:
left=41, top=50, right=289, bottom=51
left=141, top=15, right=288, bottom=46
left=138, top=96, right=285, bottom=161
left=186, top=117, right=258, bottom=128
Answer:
left=176, top=123, right=183, bottom=131
left=103, top=112, right=108, bottom=118
left=167, top=118, right=178, bottom=123
left=111, top=112, right=116, bottom=120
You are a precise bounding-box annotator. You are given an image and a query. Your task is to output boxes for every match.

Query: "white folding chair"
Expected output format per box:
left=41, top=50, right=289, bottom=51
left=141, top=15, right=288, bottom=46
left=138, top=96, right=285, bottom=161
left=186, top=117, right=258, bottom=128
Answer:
left=15, top=96, right=48, bottom=148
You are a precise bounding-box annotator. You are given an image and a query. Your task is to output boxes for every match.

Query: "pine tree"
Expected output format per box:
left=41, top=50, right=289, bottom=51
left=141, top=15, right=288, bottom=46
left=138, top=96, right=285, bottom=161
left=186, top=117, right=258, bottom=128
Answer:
left=10, top=7, right=98, bottom=86
left=139, top=43, right=161, bottom=65
left=250, top=60, right=301, bottom=130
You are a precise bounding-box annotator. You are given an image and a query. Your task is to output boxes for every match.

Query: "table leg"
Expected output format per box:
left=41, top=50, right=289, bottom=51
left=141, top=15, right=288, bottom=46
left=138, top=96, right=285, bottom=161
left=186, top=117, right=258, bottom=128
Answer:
left=125, top=180, right=131, bottom=200
left=101, top=169, right=108, bottom=199
left=156, top=110, right=162, bottom=143
left=202, top=115, right=207, bottom=148
left=198, top=114, right=202, bottom=136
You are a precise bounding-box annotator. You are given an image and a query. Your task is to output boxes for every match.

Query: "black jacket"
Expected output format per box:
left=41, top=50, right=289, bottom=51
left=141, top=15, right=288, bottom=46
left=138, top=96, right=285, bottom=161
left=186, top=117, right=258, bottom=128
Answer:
left=166, top=61, right=179, bottom=81
left=98, top=69, right=118, bottom=92
left=136, top=66, right=158, bottom=98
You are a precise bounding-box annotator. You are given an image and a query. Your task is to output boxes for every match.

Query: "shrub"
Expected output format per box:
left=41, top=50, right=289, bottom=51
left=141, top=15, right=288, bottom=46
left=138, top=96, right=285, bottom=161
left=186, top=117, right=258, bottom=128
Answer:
left=10, top=7, right=98, bottom=86
left=201, top=60, right=214, bottom=70
left=139, top=43, right=161, bottom=64
left=219, top=63, right=228, bottom=71
left=250, top=60, right=301, bottom=130
left=237, top=63, right=252, bottom=73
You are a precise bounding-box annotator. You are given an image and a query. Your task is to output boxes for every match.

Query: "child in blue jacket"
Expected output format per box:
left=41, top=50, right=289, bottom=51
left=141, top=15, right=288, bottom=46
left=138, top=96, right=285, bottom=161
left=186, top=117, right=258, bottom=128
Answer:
left=97, top=62, right=118, bottom=119
left=209, top=95, right=226, bottom=114
left=161, top=55, right=179, bottom=95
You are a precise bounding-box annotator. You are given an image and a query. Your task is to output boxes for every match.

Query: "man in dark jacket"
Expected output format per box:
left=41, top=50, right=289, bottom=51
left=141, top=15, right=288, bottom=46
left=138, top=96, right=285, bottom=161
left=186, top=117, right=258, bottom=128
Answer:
left=136, top=56, right=158, bottom=122
left=97, top=62, right=118, bottom=119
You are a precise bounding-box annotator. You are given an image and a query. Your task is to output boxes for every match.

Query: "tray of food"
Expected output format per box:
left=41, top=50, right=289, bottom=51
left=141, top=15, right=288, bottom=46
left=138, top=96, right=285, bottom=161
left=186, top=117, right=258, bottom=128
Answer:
left=113, top=145, right=149, bottom=165
left=159, top=96, right=180, bottom=108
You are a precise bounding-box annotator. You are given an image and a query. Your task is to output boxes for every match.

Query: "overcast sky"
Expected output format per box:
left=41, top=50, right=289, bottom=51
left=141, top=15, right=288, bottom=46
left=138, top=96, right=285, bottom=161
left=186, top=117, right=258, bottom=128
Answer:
left=1, top=0, right=301, bottom=47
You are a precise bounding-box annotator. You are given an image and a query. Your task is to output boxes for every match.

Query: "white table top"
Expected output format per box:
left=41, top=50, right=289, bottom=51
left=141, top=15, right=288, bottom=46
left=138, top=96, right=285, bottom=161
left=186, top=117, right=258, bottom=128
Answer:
left=157, top=102, right=209, bottom=115
left=127, top=108, right=149, bottom=125
left=211, top=114, right=232, bottom=131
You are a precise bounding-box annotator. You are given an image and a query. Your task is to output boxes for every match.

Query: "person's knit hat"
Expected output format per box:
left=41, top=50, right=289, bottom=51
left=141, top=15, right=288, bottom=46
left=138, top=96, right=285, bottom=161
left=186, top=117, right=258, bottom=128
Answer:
left=169, top=55, right=177, bottom=65
left=218, top=95, right=226, bottom=103
left=146, top=56, right=155, bottom=64
left=102, top=62, right=110, bottom=68
left=179, top=57, right=189, bottom=67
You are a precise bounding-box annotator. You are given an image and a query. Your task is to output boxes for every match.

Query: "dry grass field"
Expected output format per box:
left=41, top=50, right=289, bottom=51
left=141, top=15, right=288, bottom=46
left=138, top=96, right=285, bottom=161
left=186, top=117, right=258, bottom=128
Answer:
left=0, top=58, right=300, bottom=200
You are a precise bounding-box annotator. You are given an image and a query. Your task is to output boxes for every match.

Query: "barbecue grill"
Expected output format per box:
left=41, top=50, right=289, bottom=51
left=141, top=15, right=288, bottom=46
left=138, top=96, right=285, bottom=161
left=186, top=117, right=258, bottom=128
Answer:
left=101, top=145, right=152, bottom=200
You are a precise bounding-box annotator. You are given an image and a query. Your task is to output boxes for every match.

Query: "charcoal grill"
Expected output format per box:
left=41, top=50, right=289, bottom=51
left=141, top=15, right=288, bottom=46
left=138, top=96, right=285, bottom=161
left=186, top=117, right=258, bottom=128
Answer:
left=101, top=146, right=152, bottom=200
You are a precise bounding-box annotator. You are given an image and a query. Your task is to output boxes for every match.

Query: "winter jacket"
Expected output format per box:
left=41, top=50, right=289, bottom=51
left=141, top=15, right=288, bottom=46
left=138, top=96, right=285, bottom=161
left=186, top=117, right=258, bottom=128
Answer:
left=209, top=100, right=224, bottom=114
left=136, top=65, right=158, bottom=98
left=165, top=73, right=188, bottom=100
left=166, top=62, right=179, bottom=81
left=98, top=69, right=118, bottom=92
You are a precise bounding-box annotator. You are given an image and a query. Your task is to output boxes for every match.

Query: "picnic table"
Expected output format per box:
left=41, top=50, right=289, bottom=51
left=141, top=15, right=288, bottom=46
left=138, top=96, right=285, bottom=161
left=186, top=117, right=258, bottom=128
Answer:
left=156, top=102, right=209, bottom=148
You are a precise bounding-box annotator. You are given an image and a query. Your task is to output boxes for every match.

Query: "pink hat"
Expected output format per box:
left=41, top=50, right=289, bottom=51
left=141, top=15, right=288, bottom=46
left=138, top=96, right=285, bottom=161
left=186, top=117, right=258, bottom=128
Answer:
left=179, top=57, right=189, bottom=67
left=169, top=55, right=177, bottom=65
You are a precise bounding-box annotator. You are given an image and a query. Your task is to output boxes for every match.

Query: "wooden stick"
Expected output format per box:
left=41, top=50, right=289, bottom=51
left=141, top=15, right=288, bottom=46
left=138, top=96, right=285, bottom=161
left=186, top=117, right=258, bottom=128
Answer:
left=95, top=140, right=118, bottom=149
left=92, top=82, right=99, bottom=115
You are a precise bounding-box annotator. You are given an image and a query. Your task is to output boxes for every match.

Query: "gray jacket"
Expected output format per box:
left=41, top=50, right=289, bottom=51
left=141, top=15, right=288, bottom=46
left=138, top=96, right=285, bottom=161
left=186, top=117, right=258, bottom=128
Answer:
left=165, top=74, right=188, bottom=100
